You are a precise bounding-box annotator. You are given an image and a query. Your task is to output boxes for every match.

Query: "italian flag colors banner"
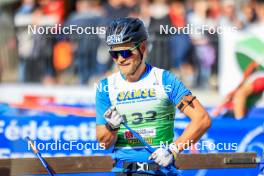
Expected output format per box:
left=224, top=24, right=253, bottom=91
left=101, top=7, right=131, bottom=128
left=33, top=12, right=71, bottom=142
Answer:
left=219, top=26, right=264, bottom=106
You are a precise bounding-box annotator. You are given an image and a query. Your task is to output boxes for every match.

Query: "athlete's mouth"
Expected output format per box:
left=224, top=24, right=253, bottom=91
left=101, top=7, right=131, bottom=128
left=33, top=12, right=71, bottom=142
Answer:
left=119, top=63, right=130, bottom=67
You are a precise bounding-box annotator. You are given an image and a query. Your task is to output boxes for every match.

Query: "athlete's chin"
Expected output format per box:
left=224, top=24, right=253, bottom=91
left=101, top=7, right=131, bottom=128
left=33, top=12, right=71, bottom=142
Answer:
left=119, top=66, right=133, bottom=75
left=121, top=70, right=133, bottom=76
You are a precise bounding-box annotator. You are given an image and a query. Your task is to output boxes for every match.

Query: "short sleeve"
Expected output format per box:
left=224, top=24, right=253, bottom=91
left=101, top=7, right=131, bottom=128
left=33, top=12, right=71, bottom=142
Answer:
left=96, top=78, right=112, bottom=125
left=162, top=70, right=191, bottom=106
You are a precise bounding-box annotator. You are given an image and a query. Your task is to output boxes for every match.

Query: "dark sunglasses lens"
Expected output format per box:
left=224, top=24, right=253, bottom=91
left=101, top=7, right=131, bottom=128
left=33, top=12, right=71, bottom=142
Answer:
left=109, top=50, right=133, bottom=59
left=109, top=51, right=118, bottom=59
left=120, top=50, right=133, bottom=58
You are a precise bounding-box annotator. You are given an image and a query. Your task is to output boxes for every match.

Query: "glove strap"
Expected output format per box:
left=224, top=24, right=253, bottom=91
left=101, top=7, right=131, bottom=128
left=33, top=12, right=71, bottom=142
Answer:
left=105, top=122, right=119, bottom=131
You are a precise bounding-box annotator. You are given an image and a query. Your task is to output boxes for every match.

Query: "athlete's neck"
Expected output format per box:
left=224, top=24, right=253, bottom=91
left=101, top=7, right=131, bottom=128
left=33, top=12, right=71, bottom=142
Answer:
left=126, top=62, right=146, bottom=82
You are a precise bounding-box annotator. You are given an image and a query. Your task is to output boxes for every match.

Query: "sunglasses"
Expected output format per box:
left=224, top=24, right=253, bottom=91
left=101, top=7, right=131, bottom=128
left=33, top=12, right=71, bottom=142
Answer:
left=109, top=43, right=140, bottom=59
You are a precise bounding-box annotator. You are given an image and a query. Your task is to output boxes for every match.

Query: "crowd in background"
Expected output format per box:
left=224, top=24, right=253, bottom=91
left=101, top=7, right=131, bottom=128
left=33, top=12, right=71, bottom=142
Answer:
left=0, top=0, right=263, bottom=89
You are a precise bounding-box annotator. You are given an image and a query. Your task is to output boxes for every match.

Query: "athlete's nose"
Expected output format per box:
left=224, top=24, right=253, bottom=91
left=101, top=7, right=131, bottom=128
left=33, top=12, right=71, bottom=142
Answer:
left=116, top=55, right=126, bottom=63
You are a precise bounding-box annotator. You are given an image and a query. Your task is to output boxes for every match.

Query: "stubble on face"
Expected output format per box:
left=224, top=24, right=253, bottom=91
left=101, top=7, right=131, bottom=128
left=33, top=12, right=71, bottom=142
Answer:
left=112, top=44, right=141, bottom=77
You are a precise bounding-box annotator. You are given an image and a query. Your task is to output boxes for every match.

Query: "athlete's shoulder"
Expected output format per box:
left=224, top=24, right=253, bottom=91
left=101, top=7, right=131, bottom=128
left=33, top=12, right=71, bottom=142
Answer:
left=150, top=66, right=172, bottom=76
left=149, top=65, right=165, bottom=76
left=161, top=70, right=191, bottom=105
left=147, top=65, right=178, bottom=84
left=152, top=68, right=179, bottom=86
left=150, top=64, right=163, bottom=71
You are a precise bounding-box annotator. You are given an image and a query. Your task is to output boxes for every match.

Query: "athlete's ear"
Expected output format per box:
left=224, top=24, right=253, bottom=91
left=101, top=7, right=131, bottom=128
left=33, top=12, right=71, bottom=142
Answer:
left=139, top=41, right=146, bottom=53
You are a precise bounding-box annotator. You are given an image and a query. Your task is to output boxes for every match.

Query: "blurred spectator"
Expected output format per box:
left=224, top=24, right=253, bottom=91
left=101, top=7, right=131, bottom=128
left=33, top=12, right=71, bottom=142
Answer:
left=0, top=6, right=17, bottom=82
left=148, top=0, right=172, bottom=70
left=238, top=0, right=256, bottom=28
left=219, top=0, right=243, bottom=29
left=103, top=0, right=130, bottom=20
left=123, top=0, right=139, bottom=17
left=168, top=0, right=192, bottom=79
left=207, top=0, right=221, bottom=21
left=256, top=0, right=264, bottom=22
left=34, top=0, right=65, bottom=85
left=15, top=0, right=65, bottom=83
left=35, top=0, right=65, bottom=24
left=65, top=0, right=106, bottom=85
left=15, top=0, right=36, bottom=82
left=249, top=0, right=264, bottom=35
left=136, top=0, right=151, bottom=26
left=207, top=0, right=221, bottom=88
left=16, top=0, right=35, bottom=14
left=187, top=0, right=216, bottom=89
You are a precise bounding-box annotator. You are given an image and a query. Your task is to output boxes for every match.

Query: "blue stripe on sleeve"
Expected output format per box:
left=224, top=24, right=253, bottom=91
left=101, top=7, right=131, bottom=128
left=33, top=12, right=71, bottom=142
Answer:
left=162, top=70, right=191, bottom=106
left=96, top=78, right=111, bottom=125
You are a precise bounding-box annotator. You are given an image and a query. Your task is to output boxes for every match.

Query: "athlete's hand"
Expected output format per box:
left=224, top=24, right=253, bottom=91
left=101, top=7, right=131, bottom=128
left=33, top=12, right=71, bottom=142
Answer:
left=104, top=106, right=123, bottom=130
left=149, top=143, right=178, bottom=167
left=149, top=147, right=173, bottom=167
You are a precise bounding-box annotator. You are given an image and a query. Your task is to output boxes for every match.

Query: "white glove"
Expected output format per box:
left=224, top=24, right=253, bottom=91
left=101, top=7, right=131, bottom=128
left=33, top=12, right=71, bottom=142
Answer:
left=104, top=106, right=123, bottom=130
left=149, top=143, right=178, bottom=167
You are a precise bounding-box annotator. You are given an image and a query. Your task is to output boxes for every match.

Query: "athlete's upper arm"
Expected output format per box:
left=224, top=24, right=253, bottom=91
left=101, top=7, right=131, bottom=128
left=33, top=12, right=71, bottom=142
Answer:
left=96, top=78, right=111, bottom=125
left=162, top=70, right=191, bottom=106
left=162, top=70, right=208, bottom=119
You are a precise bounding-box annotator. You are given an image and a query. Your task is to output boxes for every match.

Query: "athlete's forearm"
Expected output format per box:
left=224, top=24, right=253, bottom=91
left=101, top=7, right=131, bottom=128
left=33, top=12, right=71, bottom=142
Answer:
left=233, top=93, right=247, bottom=119
left=96, top=125, right=118, bottom=149
left=174, top=111, right=211, bottom=152
left=233, top=85, right=252, bottom=119
left=174, top=98, right=211, bottom=152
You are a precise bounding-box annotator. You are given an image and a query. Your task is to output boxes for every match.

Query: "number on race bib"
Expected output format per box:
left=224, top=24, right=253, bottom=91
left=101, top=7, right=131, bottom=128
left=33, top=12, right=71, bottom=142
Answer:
left=122, top=111, right=157, bottom=125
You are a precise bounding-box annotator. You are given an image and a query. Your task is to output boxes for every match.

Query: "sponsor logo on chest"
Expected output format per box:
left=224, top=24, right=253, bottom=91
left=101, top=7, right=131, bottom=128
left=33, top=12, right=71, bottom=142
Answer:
left=117, top=88, right=156, bottom=102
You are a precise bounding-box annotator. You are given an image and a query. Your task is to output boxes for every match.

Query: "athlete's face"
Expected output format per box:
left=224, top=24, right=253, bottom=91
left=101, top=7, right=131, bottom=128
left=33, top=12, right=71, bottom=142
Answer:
left=110, top=43, right=144, bottom=76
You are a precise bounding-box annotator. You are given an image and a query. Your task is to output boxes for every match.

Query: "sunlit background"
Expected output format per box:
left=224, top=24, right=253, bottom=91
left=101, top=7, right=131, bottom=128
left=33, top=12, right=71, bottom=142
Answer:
left=0, top=0, right=263, bottom=176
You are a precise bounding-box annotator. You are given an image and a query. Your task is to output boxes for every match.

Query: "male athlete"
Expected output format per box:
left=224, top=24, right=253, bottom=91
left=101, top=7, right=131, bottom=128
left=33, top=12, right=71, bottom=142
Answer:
left=232, top=0, right=264, bottom=120
left=232, top=73, right=264, bottom=119
left=96, top=17, right=211, bottom=175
